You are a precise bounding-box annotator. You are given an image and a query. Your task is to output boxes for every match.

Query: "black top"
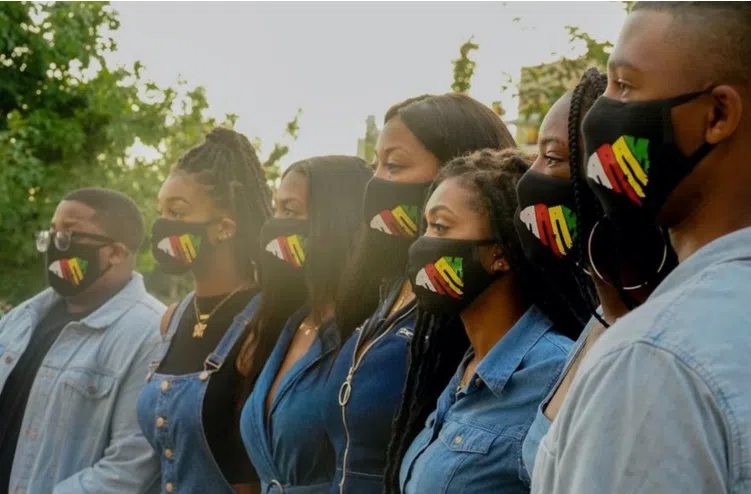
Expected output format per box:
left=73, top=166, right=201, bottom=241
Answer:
left=158, top=288, right=259, bottom=484
left=0, top=301, right=85, bottom=491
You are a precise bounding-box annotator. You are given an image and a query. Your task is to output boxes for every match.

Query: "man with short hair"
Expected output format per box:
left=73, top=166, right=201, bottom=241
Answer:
left=0, top=188, right=165, bottom=493
left=532, top=2, right=751, bottom=493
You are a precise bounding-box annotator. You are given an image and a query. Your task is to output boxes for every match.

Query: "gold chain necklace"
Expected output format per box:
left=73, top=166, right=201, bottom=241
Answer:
left=192, top=284, right=248, bottom=338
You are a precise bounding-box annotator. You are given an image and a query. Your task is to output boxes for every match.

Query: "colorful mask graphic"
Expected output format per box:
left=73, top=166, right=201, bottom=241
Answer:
left=369, top=204, right=418, bottom=238
left=156, top=233, right=202, bottom=264
left=414, top=256, right=464, bottom=299
left=519, top=204, right=577, bottom=258
left=265, top=234, right=306, bottom=268
left=48, top=257, right=89, bottom=286
left=587, top=136, right=650, bottom=206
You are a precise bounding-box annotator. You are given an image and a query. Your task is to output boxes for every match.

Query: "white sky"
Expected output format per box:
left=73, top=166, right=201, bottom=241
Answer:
left=109, top=1, right=627, bottom=169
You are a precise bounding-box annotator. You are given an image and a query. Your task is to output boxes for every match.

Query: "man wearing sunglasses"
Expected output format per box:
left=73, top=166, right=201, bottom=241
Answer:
left=0, top=188, right=165, bottom=493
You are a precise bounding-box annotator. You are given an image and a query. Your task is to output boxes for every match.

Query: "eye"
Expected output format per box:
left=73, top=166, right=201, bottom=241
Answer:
left=386, top=162, right=405, bottom=174
left=544, top=154, right=565, bottom=168
left=283, top=206, right=297, bottom=218
left=169, top=209, right=185, bottom=220
left=428, top=221, right=448, bottom=234
left=615, top=78, right=633, bottom=97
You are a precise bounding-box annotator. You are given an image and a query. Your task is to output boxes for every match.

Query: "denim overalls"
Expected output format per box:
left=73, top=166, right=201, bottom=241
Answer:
left=241, top=308, right=339, bottom=494
left=137, top=293, right=260, bottom=493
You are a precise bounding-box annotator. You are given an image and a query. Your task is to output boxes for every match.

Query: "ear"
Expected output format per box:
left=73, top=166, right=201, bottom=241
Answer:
left=706, top=85, right=743, bottom=144
left=214, top=217, right=237, bottom=243
left=489, top=245, right=511, bottom=275
left=103, top=242, right=129, bottom=266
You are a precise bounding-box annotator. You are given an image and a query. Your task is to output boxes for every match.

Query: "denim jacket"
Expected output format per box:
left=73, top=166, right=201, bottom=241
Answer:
left=400, top=306, right=571, bottom=494
left=0, top=273, right=165, bottom=494
left=533, top=227, right=751, bottom=493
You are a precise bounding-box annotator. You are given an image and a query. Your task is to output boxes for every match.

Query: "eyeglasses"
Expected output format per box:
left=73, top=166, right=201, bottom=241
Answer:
left=35, top=230, right=114, bottom=253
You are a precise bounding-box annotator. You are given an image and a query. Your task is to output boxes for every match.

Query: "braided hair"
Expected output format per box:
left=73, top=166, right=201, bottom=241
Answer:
left=569, top=68, right=608, bottom=272
left=175, top=127, right=273, bottom=281
left=383, top=149, right=583, bottom=493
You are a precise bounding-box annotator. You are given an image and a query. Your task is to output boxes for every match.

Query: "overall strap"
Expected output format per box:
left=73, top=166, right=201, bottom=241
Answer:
left=204, top=294, right=261, bottom=372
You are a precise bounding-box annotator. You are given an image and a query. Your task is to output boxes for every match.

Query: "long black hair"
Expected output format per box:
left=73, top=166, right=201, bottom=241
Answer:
left=238, top=156, right=373, bottom=379
left=175, top=127, right=273, bottom=281
left=383, top=149, right=585, bottom=494
left=335, top=93, right=518, bottom=344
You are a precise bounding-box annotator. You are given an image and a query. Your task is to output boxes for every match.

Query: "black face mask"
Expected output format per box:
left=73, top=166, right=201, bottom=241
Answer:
left=407, top=236, right=498, bottom=315
left=514, top=170, right=579, bottom=266
left=582, top=88, right=715, bottom=223
left=151, top=218, right=215, bottom=275
left=258, top=218, right=309, bottom=290
left=46, top=242, right=110, bottom=297
left=363, top=176, right=430, bottom=242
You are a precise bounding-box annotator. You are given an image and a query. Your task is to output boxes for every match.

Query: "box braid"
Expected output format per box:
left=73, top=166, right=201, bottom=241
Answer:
left=384, top=149, right=584, bottom=494
left=175, top=127, right=273, bottom=285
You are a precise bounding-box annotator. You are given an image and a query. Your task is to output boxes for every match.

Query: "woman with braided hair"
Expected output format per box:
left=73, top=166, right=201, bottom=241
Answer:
left=386, top=148, right=575, bottom=494
left=323, top=93, right=517, bottom=494
left=137, top=127, right=272, bottom=494
left=516, top=68, right=677, bottom=476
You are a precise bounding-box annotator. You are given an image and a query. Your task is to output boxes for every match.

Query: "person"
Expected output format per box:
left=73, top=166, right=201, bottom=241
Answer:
left=323, top=93, right=517, bottom=494
left=240, top=156, right=372, bottom=494
left=532, top=3, right=751, bottom=492
left=0, top=187, right=164, bottom=493
left=137, top=127, right=272, bottom=494
left=385, top=149, right=577, bottom=494
left=515, top=68, right=677, bottom=475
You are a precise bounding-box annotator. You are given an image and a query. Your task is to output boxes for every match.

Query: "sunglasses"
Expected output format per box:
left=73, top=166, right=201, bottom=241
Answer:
left=35, top=230, right=114, bottom=253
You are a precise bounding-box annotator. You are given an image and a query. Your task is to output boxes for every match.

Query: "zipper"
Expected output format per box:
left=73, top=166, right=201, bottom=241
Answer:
left=337, top=308, right=414, bottom=494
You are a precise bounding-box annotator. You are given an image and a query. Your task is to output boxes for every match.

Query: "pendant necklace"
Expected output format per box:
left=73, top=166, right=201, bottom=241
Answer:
left=192, top=284, right=248, bottom=338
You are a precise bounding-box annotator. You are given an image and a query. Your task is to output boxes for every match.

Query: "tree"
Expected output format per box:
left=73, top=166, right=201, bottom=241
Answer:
left=451, top=37, right=479, bottom=94
left=0, top=2, right=300, bottom=307
left=516, top=26, right=611, bottom=124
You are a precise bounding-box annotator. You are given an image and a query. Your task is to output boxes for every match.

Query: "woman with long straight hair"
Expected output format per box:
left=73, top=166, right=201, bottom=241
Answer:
left=239, top=156, right=372, bottom=494
left=137, top=127, right=272, bottom=494
left=323, top=93, right=517, bottom=494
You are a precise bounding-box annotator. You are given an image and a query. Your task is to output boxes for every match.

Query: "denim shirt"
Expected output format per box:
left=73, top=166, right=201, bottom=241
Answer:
left=533, top=227, right=751, bottom=494
left=521, top=313, right=599, bottom=477
left=322, top=284, right=417, bottom=494
left=399, top=305, right=571, bottom=494
left=242, top=307, right=339, bottom=494
left=0, top=274, right=165, bottom=494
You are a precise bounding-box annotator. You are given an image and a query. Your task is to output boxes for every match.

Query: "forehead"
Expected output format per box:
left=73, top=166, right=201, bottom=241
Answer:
left=52, top=200, right=102, bottom=233
left=426, top=176, right=475, bottom=212
left=377, top=117, right=423, bottom=153
left=158, top=171, right=213, bottom=206
left=539, top=94, right=571, bottom=143
left=277, top=170, right=309, bottom=201
left=612, top=10, right=703, bottom=92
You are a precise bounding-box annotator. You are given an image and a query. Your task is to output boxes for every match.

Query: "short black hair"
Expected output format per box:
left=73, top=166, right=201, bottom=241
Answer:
left=633, top=1, right=751, bottom=85
left=64, top=187, right=144, bottom=252
left=175, top=127, right=273, bottom=279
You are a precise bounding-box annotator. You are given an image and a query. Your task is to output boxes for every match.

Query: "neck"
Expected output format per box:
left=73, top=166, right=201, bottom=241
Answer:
left=460, top=278, right=528, bottom=360
left=194, top=262, right=252, bottom=297
left=669, top=176, right=751, bottom=263
left=66, top=274, right=130, bottom=315
left=592, top=275, right=651, bottom=325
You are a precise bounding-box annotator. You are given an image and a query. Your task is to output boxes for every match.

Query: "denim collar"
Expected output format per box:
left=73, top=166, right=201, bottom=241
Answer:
left=25, top=273, right=148, bottom=330
left=472, top=304, right=554, bottom=399
left=651, top=226, right=751, bottom=299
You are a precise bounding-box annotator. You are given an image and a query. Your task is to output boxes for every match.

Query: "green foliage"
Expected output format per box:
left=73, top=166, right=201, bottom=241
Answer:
left=451, top=37, right=479, bottom=94
left=259, top=108, right=302, bottom=183
left=0, top=1, right=299, bottom=307
left=356, top=115, right=379, bottom=164
left=516, top=26, right=611, bottom=124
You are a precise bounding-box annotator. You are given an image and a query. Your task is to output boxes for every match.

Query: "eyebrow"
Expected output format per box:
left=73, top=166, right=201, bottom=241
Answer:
left=427, top=204, right=453, bottom=216
left=539, top=136, right=566, bottom=148
left=164, top=197, right=191, bottom=206
left=607, top=55, right=640, bottom=73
